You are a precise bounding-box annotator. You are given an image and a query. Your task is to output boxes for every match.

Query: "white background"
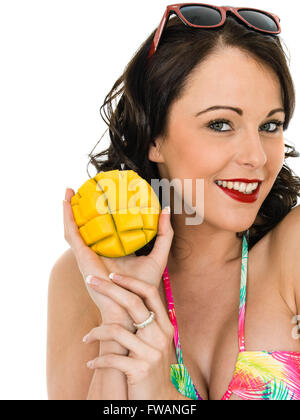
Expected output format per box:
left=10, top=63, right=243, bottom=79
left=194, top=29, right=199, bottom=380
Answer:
left=0, top=0, right=299, bottom=399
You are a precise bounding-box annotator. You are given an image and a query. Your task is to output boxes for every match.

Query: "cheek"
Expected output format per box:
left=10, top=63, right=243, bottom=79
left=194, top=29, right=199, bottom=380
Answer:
left=265, top=140, right=285, bottom=177
left=166, top=136, right=228, bottom=179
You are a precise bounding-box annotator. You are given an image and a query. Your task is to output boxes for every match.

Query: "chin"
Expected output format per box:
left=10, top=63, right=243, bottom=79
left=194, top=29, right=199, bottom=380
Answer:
left=209, top=215, right=254, bottom=234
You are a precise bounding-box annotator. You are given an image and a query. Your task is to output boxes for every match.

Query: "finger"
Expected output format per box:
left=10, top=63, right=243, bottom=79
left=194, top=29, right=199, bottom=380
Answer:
left=63, top=190, right=111, bottom=282
left=65, top=187, right=75, bottom=201
left=86, top=276, right=154, bottom=326
left=86, top=354, right=150, bottom=382
left=63, top=188, right=87, bottom=254
left=83, top=324, right=160, bottom=362
left=148, top=206, right=174, bottom=273
left=109, top=274, right=174, bottom=337
left=86, top=276, right=174, bottom=347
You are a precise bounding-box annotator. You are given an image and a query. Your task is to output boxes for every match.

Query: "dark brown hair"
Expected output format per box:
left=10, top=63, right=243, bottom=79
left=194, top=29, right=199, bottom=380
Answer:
left=87, top=15, right=300, bottom=253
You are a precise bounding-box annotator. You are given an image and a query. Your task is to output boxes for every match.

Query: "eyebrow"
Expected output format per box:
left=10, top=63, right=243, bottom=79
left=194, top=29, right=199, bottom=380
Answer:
left=194, top=106, right=285, bottom=118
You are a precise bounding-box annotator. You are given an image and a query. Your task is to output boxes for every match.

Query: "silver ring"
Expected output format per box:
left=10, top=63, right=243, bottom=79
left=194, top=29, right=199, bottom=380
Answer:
left=133, top=311, right=155, bottom=329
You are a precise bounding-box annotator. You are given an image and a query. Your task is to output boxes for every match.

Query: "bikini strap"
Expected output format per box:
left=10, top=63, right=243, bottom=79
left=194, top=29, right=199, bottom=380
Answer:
left=238, top=233, right=249, bottom=352
left=162, top=266, right=183, bottom=364
left=162, top=232, right=249, bottom=359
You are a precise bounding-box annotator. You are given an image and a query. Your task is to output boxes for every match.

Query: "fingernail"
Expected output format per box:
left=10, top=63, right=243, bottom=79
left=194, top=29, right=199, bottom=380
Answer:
left=85, top=275, right=99, bottom=285
left=82, top=334, right=89, bottom=343
left=86, top=360, right=94, bottom=368
left=109, top=272, right=123, bottom=281
left=162, top=206, right=170, bottom=214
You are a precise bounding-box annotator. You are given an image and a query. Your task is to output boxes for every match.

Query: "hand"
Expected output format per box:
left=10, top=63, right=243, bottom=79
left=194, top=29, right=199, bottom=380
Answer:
left=63, top=187, right=173, bottom=328
left=82, top=273, right=178, bottom=400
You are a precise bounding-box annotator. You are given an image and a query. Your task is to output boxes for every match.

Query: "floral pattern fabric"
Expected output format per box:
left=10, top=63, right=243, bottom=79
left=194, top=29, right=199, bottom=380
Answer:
left=162, top=234, right=300, bottom=400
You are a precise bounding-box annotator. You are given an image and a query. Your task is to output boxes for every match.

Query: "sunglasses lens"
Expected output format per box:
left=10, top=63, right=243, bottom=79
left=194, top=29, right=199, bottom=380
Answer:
left=180, top=5, right=222, bottom=26
left=238, top=10, right=279, bottom=32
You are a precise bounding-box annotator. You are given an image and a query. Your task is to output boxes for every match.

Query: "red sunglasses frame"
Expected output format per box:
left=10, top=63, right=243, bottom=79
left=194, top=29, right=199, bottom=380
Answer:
left=148, top=3, right=281, bottom=62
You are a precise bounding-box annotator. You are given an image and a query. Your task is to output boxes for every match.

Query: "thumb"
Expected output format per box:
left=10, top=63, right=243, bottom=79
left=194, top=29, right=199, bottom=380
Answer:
left=149, top=206, right=174, bottom=271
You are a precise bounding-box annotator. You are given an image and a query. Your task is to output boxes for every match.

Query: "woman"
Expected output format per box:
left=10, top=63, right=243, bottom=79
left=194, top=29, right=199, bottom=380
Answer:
left=47, top=4, right=300, bottom=400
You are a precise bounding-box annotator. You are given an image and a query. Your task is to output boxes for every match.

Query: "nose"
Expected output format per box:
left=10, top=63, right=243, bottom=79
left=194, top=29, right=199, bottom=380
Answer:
left=235, top=130, right=267, bottom=169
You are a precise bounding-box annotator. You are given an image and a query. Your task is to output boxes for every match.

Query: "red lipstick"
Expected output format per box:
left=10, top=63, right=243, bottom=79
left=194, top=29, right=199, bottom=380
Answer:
left=217, top=178, right=263, bottom=183
left=215, top=180, right=262, bottom=203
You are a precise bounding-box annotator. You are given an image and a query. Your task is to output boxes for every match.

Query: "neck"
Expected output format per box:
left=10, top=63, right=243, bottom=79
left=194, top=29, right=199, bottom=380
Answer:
left=166, top=211, right=244, bottom=288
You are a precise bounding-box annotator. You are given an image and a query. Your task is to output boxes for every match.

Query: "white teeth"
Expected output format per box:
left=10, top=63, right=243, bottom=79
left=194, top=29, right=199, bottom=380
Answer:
left=246, top=183, right=253, bottom=193
left=215, top=180, right=259, bottom=194
left=227, top=181, right=233, bottom=189
left=238, top=183, right=247, bottom=192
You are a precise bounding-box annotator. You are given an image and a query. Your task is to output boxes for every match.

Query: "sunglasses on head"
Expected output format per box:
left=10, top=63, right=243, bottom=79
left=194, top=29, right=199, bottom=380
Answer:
left=148, top=3, right=281, bottom=62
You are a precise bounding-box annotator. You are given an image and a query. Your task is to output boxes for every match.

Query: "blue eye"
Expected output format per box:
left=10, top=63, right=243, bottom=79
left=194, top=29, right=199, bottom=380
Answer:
left=260, top=120, right=284, bottom=133
left=207, top=119, right=231, bottom=132
left=207, top=119, right=284, bottom=133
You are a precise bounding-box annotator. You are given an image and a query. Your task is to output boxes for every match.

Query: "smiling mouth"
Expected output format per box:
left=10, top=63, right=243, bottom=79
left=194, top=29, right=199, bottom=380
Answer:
left=214, top=180, right=262, bottom=203
left=214, top=180, right=262, bottom=194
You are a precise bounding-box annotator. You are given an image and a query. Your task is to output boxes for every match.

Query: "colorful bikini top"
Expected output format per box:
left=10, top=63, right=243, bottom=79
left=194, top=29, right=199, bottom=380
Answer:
left=162, top=234, right=300, bottom=400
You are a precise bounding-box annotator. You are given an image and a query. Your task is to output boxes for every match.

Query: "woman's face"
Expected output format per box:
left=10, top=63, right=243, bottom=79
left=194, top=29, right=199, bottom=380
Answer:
left=149, top=47, right=285, bottom=232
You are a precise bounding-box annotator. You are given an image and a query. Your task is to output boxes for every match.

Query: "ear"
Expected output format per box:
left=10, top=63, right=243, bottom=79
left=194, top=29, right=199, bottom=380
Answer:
left=148, top=136, right=165, bottom=163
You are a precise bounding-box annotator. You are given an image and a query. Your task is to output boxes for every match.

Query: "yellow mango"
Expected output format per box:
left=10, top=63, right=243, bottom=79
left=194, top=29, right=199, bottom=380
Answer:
left=71, top=169, right=161, bottom=257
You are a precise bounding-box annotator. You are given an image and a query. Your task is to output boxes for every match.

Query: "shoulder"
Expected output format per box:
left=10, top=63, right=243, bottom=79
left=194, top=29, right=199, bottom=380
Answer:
left=47, top=248, right=101, bottom=399
left=48, top=248, right=101, bottom=323
left=268, top=204, right=300, bottom=314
